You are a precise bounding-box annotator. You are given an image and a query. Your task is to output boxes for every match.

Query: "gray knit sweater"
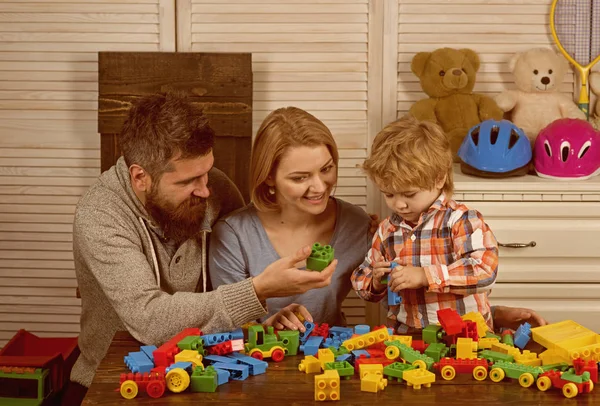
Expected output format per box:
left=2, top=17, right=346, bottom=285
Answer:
left=71, top=157, right=267, bottom=387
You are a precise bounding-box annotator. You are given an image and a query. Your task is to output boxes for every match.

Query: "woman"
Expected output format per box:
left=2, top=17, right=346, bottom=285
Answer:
left=209, top=107, right=371, bottom=329
left=209, top=107, right=547, bottom=332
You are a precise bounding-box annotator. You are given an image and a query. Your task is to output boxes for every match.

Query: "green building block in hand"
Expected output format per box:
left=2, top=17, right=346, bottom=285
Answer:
left=306, top=242, right=334, bottom=272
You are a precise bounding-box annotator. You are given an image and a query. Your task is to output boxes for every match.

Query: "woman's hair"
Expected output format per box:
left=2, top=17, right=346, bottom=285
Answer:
left=250, top=107, right=339, bottom=211
left=119, top=93, right=215, bottom=180
left=362, top=114, right=454, bottom=195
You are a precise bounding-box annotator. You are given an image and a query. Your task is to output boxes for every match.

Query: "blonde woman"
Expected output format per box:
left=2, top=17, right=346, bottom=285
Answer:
left=209, top=107, right=371, bottom=330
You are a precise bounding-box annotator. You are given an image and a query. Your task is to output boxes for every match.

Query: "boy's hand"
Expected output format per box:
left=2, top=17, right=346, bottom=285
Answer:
left=389, top=265, right=428, bottom=292
left=371, top=261, right=391, bottom=293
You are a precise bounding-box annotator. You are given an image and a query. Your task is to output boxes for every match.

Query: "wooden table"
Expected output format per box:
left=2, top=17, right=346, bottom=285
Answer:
left=83, top=331, right=598, bottom=405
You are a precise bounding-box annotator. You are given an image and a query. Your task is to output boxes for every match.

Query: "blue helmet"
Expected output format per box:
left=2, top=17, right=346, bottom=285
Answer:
left=458, top=119, right=532, bottom=177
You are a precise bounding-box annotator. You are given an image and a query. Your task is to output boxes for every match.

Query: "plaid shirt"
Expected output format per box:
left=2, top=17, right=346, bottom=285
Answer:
left=351, top=193, right=498, bottom=332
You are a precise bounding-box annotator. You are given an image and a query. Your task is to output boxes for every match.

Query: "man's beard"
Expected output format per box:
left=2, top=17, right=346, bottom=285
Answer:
left=145, top=186, right=208, bottom=244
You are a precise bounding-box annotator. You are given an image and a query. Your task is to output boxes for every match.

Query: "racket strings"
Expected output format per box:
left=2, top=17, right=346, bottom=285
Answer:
left=554, top=0, right=593, bottom=66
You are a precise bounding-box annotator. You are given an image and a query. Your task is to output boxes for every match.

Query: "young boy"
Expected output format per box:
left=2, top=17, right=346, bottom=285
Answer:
left=351, top=115, right=499, bottom=333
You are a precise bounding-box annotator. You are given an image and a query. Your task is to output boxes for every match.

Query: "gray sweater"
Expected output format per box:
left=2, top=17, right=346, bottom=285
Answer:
left=209, top=198, right=371, bottom=326
left=71, top=157, right=267, bottom=387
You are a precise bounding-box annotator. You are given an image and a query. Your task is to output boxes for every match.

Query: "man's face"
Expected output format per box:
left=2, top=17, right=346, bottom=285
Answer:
left=145, top=151, right=214, bottom=243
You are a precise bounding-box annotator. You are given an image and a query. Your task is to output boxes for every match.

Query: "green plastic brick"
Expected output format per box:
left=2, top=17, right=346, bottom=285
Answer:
left=190, top=366, right=218, bottom=392
left=383, top=362, right=416, bottom=382
left=422, top=325, right=443, bottom=344
left=306, top=243, right=334, bottom=272
left=424, top=342, right=448, bottom=363
left=324, top=361, right=354, bottom=379
left=277, top=330, right=300, bottom=356
left=478, top=350, right=514, bottom=364
left=178, top=335, right=204, bottom=351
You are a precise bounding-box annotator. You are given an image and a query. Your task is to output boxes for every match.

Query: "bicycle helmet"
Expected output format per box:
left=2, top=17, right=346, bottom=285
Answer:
left=458, top=119, right=532, bottom=178
left=534, top=118, right=600, bottom=180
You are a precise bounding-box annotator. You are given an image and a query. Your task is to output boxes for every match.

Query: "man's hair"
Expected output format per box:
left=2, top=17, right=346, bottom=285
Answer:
left=362, top=115, right=454, bottom=195
left=119, top=93, right=215, bottom=179
left=250, top=107, right=339, bottom=212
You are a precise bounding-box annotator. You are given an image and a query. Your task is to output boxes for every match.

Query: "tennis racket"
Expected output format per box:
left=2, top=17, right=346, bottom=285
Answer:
left=550, top=0, right=600, bottom=119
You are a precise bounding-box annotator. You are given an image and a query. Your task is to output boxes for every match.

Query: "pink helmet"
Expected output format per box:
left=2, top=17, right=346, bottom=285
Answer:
left=534, top=118, right=600, bottom=180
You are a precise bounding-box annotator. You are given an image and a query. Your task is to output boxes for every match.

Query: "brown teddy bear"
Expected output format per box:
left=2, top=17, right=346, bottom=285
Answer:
left=410, top=48, right=503, bottom=159
left=495, top=48, right=585, bottom=144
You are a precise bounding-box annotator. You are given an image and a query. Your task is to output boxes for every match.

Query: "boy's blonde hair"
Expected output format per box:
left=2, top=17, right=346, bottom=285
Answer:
left=250, top=107, right=339, bottom=212
left=363, top=115, right=454, bottom=195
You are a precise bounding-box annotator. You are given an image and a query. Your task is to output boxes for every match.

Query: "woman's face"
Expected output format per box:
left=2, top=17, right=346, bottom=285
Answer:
left=271, top=145, right=337, bottom=215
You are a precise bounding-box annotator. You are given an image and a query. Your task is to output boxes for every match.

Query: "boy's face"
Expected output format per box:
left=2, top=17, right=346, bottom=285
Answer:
left=380, top=178, right=445, bottom=223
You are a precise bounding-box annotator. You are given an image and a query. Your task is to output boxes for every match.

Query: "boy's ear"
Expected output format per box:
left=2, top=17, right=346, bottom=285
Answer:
left=435, top=174, right=447, bottom=190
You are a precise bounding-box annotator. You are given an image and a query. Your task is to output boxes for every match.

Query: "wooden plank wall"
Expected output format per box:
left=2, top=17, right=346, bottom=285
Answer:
left=0, top=0, right=174, bottom=347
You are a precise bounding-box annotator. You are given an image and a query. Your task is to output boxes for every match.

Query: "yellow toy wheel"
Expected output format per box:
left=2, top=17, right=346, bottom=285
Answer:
left=412, top=360, right=427, bottom=370
left=519, top=372, right=535, bottom=388
left=441, top=365, right=456, bottom=380
left=588, top=380, right=594, bottom=392
left=489, top=367, right=505, bottom=383
left=385, top=346, right=400, bottom=360
left=536, top=376, right=552, bottom=391
left=562, top=382, right=578, bottom=398
left=472, top=366, right=488, bottom=381
left=119, top=380, right=138, bottom=399
left=166, top=368, right=190, bottom=393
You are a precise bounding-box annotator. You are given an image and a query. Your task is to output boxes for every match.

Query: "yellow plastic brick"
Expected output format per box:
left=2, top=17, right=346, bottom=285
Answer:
left=315, top=369, right=340, bottom=401
left=358, top=363, right=383, bottom=379
left=361, top=372, right=388, bottom=393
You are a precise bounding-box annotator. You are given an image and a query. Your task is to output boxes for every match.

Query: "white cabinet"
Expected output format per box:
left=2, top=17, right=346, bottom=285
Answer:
left=454, top=166, right=600, bottom=332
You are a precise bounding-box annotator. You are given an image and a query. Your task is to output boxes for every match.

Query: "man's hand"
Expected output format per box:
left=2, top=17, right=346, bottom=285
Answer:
left=252, top=246, right=337, bottom=302
left=388, top=265, right=427, bottom=292
left=493, top=306, right=548, bottom=331
left=371, top=261, right=392, bottom=293
left=263, top=303, right=313, bottom=332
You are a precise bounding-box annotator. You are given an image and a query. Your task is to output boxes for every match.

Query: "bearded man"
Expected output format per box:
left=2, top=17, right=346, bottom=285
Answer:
left=67, top=94, right=336, bottom=404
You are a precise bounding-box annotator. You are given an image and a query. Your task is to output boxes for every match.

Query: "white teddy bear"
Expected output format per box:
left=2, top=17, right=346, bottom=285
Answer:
left=495, top=48, right=586, bottom=144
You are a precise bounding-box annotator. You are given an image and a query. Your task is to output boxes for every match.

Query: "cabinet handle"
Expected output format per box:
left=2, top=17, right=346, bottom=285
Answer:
left=498, top=241, right=536, bottom=248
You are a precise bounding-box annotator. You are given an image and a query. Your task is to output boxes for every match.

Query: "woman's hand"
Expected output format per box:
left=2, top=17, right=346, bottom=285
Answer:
left=263, top=303, right=313, bottom=332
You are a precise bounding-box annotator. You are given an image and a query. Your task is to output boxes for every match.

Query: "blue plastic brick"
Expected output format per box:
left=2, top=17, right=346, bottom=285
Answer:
left=201, top=332, right=233, bottom=346
left=227, top=353, right=268, bottom=375
left=203, top=355, right=238, bottom=366
left=354, top=325, right=370, bottom=335
left=299, top=321, right=315, bottom=344
left=140, top=345, right=157, bottom=362
left=165, top=361, right=193, bottom=374
left=322, top=337, right=341, bottom=350
left=352, top=349, right=370, bottom=359
left=336, top=353, right=352, bottom=363
left=514, top=322, right=532, bottom=349
left=230, top=328, right=244, bottom=340
left=329, top=327, right=354, bottom=341
left=388, top=288, right=402, bottom=306
left=300, top=336, right=323, bottom=356
left=215, top=368, right=230, bottom=385
left=212, top=362, right=250, bottom=380
left=124, top=351, right=153, bottom=374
